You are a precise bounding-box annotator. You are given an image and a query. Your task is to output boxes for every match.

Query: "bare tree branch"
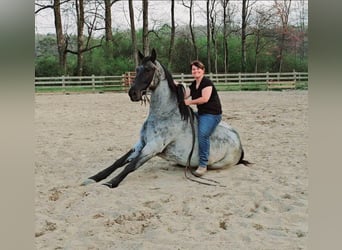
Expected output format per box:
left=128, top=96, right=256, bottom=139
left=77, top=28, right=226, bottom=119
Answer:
left=35, top=0, right=71, bottom=14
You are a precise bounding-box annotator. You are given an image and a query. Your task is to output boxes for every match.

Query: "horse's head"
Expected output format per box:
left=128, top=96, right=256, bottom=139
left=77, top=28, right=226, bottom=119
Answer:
left=129, top=48, right=160, bottom=102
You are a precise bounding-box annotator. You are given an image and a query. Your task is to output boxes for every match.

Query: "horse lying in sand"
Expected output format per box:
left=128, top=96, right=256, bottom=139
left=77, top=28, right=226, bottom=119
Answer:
left=82, top=49, right=250, bottom=188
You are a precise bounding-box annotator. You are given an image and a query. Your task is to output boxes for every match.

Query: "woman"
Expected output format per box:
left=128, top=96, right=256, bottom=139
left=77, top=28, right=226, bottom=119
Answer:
left=183, top=60, right=222, bottom=177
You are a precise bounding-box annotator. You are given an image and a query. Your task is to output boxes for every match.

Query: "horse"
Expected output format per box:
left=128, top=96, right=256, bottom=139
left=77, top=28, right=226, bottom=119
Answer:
left=82, top=49, right=250, bottom=188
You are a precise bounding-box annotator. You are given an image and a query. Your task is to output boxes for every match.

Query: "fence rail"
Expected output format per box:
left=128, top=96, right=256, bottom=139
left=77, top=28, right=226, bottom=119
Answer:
left=35, top=71, right=308, bottom=93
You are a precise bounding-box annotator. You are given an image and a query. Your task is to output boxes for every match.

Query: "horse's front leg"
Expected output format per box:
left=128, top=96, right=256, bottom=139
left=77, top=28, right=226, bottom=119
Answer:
left=81, top=141, right=144, bottom=186
left=103, top=141, right=163, bottom=188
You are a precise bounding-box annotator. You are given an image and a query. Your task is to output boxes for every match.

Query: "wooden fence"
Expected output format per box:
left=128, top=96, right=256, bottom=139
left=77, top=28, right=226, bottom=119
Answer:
left=35, top=71, right=308, bottom=93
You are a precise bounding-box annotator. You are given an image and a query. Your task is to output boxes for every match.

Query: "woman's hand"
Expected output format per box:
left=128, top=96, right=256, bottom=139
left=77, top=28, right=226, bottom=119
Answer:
left=184, top=99, right=192, bottom=106
left=184, top=86, right=212, bottom=106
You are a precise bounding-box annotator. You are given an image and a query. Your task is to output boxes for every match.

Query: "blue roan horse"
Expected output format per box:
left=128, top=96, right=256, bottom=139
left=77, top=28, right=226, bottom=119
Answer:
left=82, top=49, right=250, bottom=188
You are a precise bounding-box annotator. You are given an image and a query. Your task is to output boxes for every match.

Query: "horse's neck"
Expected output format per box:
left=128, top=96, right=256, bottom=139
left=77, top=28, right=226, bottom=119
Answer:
left=149, top=65, right=177, bottom=116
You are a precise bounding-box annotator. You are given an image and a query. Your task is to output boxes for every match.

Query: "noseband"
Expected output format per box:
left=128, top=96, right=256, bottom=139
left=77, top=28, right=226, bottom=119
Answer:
left=139, top=63, right=161, bottom=104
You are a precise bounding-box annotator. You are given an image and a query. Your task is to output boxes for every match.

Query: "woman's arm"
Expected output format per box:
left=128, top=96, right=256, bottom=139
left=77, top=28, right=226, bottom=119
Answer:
left=184, top=86, right=212, bottom=106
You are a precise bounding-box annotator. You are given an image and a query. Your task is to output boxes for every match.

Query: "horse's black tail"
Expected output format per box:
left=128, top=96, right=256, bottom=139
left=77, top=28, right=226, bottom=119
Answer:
left=237, top=149, right=253, bottom=166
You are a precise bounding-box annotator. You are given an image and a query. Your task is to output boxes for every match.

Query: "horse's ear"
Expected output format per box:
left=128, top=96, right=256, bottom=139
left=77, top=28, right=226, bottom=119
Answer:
left=138, top=50, right=144, bottom=61
left=151, top=48, right=156, bottom=63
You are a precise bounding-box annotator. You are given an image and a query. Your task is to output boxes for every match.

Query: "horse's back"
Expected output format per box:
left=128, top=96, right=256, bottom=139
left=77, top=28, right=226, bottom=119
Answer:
left=209, top=121, right=243, bottom=168
left=159, top=120, right=243, bottom=168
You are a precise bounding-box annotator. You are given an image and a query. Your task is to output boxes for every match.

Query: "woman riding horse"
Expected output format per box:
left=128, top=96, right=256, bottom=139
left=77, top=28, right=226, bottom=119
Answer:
left=82, top=49, right=250, bottom=188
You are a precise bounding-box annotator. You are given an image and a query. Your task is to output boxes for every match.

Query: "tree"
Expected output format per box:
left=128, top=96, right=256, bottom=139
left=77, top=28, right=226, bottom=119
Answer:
left=168, top=0, right=176, bottom=67
left=63, top=0, right=104, bottom=76
left=294, top=0, right=307, bottom=62
left=241, top=0, right=247, bottom=72
left=221, top=0, right=229, bottom=73
left=209, top=0, right=219, bottom=74
left=142, top=0, right=149, bottom=55
left=206, top=0, right=211, bottom=72
left=129, top=0, right=139, bottom=66
left=101, top=0, right=120, bottom=62
left=104, top=0, right=113, bottom=42
left=54, top=0, right=68, bottom=74
left=35, top=0, right=70, bottom=75
left=75, top=0, right=85, bottom=76
left=182, top=0, right=197, bottom=59
left=241, top=0, right=251, bottom=72
left=250, top=5, right=274, bottom=72
left=273, top=0, right=292, bottom=72
left=241, top=0, right=258, bottom=72
left=35, top=0, right=308, bottom=76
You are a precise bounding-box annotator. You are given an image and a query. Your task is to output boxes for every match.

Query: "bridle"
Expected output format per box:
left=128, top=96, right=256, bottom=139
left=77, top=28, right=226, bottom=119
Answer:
left=137, top=62, right=161, bottom=105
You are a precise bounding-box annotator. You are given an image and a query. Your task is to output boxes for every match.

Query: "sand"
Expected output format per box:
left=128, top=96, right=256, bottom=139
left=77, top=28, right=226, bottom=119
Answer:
left=35, top=90, right=308, bottom=249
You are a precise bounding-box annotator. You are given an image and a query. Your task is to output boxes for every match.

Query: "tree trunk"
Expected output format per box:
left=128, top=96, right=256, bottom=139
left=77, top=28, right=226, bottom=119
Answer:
left=142, top=0, right=149, bottom=55
left=278, top=33, right=285, bottom=72
left=274, top=0, right=292, bottom=73
left=209, top=0, right=217, bottom=74
left=254, top=30, right=260, bottom=73
left=206, top=0, right=211, bottom=73
left=241, top=0, right=247, bottom=73
left=129, top=0, right=138, bottom=66
left=298, top=0, right=306, bottom=61
left=183, top=0, right=197, bottom=59
left=168, top=0, right=175, bottom=68
left=222, top=0, right=229, bottom=73
left=76, top=0, right=85, bottom=76
left=53, top=0, right=67, bottom=75
left=104, top=0, right=113, bottom=43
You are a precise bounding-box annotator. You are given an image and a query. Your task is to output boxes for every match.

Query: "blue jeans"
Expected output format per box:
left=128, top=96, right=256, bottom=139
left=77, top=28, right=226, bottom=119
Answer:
left=197, top=113, right=222, bottom=167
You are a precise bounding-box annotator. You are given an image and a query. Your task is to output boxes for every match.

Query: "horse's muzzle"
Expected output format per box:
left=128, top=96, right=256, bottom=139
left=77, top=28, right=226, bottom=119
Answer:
left=128, top=88, right=142, bottom=102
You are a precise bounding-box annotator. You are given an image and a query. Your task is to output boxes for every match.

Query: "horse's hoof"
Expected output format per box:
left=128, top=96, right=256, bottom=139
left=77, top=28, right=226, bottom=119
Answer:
left=102, top=182, right=113, bottom=188
left=81, top=179, right=96, bottom=186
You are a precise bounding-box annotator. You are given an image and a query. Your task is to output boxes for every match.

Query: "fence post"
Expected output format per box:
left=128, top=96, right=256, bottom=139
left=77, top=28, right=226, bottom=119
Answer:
left=131, top=71, right=134, bottom=86
left=181, top=73, right=184, bottom=84
left=92, top=74, right=95, bottom=93
left=238, top=72, right=241, bottom=90
left=266, top=72, right=269, bottom=91
left=121, top=74, right=125, bottom=91
left=62, top=75, right=65, bottom=94
left=293, top=69, right=297, bottom=82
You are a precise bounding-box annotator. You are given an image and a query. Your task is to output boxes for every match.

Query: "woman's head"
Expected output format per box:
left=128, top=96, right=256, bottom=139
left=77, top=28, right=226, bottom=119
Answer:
left=190, top=60, right=205, bottom=79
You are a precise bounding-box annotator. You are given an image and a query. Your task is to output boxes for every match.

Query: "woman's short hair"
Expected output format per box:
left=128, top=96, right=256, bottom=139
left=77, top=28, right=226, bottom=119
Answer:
left=190, top=60, right=205, bottom=70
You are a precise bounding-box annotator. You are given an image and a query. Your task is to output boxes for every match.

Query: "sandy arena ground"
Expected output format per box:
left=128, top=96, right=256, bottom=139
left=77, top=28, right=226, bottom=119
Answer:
left=35, top=90, right=308, bottom=249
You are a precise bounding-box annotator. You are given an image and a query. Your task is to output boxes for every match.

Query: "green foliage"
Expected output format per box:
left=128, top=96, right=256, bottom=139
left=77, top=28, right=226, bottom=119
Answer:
left=171, top=36, right=194, bottom=73
left=282, top=54, right=308, bottom=72
left=35, top=34, right=58, bottom=57
left=35, top=55, right=61, bottom=76
left=227, top=36, right=241, bottom=72
left=35, top=25, right=308, bottom=76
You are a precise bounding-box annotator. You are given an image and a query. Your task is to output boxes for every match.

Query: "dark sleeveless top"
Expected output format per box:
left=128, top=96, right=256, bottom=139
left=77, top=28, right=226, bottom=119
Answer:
left=189, top=76, right=222, bottom=115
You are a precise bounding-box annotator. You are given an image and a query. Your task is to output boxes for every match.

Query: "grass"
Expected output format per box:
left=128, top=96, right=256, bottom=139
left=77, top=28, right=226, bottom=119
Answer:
left=35, top=82, right=308, bottom=93
left=35, top=85, right=129, bottom=93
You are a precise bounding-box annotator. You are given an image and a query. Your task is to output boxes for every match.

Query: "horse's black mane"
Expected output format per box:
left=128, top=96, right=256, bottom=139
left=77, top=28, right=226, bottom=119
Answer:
left=160, top=63, right=194, bottom=122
